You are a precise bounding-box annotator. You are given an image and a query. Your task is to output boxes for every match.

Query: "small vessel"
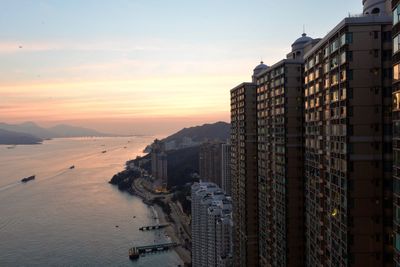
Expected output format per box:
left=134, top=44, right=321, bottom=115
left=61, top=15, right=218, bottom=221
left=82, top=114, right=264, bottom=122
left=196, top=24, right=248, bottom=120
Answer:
left=129, top=247, right=139, bottom=260
left=7, top=145, right=16, bottom=149
left=21, top=175, right=35, bottom=183
left=69, top=165, right=75, bottom=169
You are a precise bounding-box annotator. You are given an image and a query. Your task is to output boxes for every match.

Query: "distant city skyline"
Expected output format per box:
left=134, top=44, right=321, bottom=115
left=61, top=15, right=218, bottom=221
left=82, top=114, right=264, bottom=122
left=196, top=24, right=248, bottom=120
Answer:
left=0, top=0, right=360, bottom=135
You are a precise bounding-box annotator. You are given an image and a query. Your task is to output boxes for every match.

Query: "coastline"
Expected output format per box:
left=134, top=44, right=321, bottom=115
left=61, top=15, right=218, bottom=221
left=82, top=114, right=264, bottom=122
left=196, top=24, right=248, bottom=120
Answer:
left=152, top=204, right=191, bottom=265
left=129, top=179, right=191, bottom=265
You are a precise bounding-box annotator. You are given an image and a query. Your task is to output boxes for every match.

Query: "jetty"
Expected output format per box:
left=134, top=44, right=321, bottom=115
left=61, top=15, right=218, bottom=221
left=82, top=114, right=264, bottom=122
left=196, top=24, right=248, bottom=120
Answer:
left=139, top=223, right=169, bottom=231
left=129, top=242, right=178, bottom=260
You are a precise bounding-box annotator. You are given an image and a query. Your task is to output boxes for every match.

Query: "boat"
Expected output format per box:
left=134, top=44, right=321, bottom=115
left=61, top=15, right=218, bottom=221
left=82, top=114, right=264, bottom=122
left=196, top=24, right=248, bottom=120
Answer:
left=21, top=175, right=35, bottom=183
left=129, top=247, right=139, bottom=260
left=69, top=165, right=75, bottom=169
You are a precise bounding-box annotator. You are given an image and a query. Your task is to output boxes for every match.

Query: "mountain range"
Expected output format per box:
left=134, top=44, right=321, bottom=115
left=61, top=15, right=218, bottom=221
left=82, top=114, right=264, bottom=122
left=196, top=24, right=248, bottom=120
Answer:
left=0, top=129, right=42, bottom=145
left=0, top=122, right=112, bottom=145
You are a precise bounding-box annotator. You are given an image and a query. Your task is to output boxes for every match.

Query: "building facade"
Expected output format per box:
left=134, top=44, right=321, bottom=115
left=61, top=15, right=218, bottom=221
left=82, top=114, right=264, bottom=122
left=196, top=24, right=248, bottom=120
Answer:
left=303, top=7, right=392, bottom=266
left=230, top=80, right=259, bottom=267
left=256, top=33, right=319, bottom=267
left=191, top=182, right=233, bottom=267
left=393, top=0, right=400, bottom=265
left=221, top=143, right=232, bottom=195
left=199, top=141, right=223, bottom=187
left=151, top=139, right=168, bottom=189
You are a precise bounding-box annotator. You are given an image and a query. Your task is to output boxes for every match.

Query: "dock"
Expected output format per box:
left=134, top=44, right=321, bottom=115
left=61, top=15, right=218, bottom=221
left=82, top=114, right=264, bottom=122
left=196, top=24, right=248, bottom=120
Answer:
left=129, top=242, right=178, bottom=260
left=130, top=242, right=178, bottom=256
left=139, top=223, right=169, bottom=231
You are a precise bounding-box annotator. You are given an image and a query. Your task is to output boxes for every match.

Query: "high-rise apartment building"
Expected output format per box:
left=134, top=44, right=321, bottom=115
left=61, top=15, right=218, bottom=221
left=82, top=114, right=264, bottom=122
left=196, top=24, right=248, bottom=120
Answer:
left=191, top=182, right=233, bottom=267
left=151, top=139, right=168, bottom=189
left=199, top=141, right=223, bottom=187
left=221, top=143, right=232, bottom=195
left=303, top=1, right=393, bottom=265
left=393, top=0, right=400, bottom=265
left=230, top=74, right=261, bottom=266
left=256, top=33, right=319, bottom=267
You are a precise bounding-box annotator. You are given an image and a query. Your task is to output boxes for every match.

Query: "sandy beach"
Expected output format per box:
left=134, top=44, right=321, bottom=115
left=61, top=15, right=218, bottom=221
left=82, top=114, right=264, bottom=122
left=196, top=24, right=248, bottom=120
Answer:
left=153, top=204, right=191, bottom=265
left=132, top=178, right=191, bottom=265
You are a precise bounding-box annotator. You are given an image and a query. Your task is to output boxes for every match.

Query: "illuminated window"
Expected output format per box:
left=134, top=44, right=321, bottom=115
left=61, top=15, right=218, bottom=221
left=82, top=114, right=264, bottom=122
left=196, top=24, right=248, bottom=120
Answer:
left=395, top=64, right=400, bottom=81
left=394, top=93, right=400, bottom=110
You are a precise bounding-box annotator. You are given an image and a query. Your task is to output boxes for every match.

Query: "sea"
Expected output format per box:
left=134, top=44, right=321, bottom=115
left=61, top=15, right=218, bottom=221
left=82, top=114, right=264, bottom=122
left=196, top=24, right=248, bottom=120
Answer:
left=0, top=137, right=183, bottom=267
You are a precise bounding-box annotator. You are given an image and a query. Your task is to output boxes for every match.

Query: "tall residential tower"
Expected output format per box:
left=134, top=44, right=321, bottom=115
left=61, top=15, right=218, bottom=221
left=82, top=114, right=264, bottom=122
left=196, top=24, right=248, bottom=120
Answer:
left=230, top=63, right=264, bottom=266
left=303, top=1, right=393, bottom=265
left=256, top=33, right=319, bottom=267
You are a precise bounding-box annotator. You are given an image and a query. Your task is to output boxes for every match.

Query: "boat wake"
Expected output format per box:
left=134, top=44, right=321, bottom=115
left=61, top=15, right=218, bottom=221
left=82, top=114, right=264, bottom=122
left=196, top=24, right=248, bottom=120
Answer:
left=0, top=182, right=20, bottom=192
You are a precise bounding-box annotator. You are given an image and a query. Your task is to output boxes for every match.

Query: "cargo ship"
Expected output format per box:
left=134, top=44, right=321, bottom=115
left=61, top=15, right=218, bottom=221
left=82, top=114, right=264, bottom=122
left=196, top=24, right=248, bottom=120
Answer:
left=21, top=175, right=35, bottom=183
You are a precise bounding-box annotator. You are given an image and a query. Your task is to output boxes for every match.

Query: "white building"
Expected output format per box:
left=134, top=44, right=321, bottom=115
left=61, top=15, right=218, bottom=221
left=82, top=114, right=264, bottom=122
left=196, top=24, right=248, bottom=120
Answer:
left=191, top=182, right=233, bottom=267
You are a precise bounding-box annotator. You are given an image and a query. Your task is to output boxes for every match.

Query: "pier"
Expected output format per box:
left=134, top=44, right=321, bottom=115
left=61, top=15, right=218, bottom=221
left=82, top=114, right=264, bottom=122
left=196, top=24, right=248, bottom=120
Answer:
left=129, top=242, right=178, bottom=259
left=139, top=223, right=169, bottom=231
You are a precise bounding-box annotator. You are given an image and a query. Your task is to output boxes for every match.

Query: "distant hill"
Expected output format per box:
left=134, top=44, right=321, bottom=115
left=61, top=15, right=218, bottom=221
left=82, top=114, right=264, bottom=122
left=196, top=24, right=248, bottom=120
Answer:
left=0, top=129, right=42, bottom=145
left=46, top=124, right=110, bottom=138
left=162, top=121, right=230, bottom=145
left=0, top=122, right=112, bottom=139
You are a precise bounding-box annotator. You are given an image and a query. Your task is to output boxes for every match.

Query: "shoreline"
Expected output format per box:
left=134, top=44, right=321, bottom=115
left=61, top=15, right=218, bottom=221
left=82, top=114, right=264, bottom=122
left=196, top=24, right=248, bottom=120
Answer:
left=129, top=180, right=191, bottom=265
left=152, top=204, right=191, bottom=265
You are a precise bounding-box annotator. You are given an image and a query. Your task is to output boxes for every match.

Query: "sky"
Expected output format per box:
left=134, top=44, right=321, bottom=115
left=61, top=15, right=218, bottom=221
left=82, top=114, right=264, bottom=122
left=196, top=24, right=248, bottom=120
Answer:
left=0, top=0, right=361, bottom=135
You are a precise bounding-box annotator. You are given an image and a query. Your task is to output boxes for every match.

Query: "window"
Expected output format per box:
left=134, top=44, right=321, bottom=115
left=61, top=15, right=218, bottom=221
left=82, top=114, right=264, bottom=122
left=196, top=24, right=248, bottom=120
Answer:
left=340, top=51, right=346, bottom=64
left=394, top=93, right=400, bottom=110
left=394, top=34, right=400, bottom=54
left=395, top=121, right=400, bottom=137
left=347, top=51, right=353, bottom=61
left=330, top=57, right=338, bottom=69
left=348, top=70, right=353, bottom=80
left=340, top=70, right=346, bottom=82
left=395, top=64, right=400, bottom=82
left=346, top=32, right=353, bottom=44
left=324, top=62, right=330, bottom=73
left=395, top=151, right=400, bottom=167
left=395, top=233, right=400, bottom=251
left=340, top=33, right=352, bottom=46
left=330, top=39, right=339, bottom=53
left=396, top=206, right=400, bottom=223
left=324, top=47, right=330, bottom=58
left=395, top=5, right=400, bottom=25
left=383, top=31, right=392, bottom=42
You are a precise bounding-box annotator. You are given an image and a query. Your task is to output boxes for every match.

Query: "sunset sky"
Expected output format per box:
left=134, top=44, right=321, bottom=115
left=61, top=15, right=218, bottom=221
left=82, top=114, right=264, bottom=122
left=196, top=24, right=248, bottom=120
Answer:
left=0, top=0, right=360, bottom=135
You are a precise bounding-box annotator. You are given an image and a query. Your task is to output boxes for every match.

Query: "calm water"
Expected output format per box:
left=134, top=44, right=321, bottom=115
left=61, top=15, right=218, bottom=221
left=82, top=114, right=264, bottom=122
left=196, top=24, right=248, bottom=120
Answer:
left=0, top=137, right=183, bottom=267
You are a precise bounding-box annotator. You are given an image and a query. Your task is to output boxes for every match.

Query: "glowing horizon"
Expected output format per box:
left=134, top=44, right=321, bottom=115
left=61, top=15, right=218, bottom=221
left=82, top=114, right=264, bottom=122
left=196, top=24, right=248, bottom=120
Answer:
left=0, top=1, right=361, bottom=135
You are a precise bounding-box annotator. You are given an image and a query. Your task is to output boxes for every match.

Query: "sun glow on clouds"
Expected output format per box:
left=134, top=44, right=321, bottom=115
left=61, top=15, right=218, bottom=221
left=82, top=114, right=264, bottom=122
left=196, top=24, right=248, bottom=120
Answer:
left=0, top=38, right=263, bottom=134
left=0, top=75, right=238, bottom=126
